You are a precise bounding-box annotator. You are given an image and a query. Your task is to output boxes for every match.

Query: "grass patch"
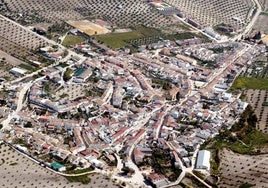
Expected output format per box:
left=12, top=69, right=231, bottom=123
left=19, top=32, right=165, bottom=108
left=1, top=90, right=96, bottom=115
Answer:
left=231, top=76, right=268, bottom=90
left=66, top=167, right=94, bottom=174
left=260, top=12, right=268, bottom=16
left=133, top=25, right=160, bottom=37
left=95, top=31, right=143, bottom=49
left=165, top=32, right=207, bottom=41
left=62, top=35, right=86, bottom=47
left=95, top=25, right=210, bottom=49
left=18, top=63, right=37, bottom=72
left=64, top=175, right=91, bottom=184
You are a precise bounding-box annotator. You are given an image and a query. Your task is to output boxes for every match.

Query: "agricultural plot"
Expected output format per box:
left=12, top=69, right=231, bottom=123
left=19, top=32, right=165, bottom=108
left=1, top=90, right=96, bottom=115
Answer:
left=94, top=25, right=160, bottom=49
left=218, top=148, right=268, bottom=188
left=232, top=54, right=268, bottom=90
left=246, top=89, right=268, bottom=133
left=0, top=0, right=182, bottom=33
left=252, top=13, right=268, bottom=34
left=79, top=0, right=178, bottom=30
left=165, top=0, right=254, bottom=30
left=0, top=16, right=48, bottom=61
left=0, top=0, right=85, bottom=24
left=62, top=35, right=87, bottom=48
left=259, top=0, right=268, bottom=11
left=95, top=31, right=143, bottom=49
left=0, top=143, right=122, bottom=188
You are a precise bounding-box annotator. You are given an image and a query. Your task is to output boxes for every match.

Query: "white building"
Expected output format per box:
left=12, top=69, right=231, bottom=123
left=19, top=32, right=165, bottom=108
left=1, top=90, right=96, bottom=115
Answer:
left=10, top=67, right=27, bottom=77
left=195, top=150, right=211, bottom=170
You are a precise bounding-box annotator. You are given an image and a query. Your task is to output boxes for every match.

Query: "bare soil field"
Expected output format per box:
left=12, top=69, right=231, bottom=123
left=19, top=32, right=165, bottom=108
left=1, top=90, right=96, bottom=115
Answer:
left=0, top=50, right=26, bottom=66
left=67, top=20, right=111, bottom=36
left=218, top=148, right=268, bottom=188
left=0, top=143, right=120, bottom=188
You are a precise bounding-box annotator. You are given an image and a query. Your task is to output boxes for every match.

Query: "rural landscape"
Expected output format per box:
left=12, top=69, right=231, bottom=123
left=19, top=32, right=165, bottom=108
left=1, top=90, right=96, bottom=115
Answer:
left=0, top=0, right=268, bottom=188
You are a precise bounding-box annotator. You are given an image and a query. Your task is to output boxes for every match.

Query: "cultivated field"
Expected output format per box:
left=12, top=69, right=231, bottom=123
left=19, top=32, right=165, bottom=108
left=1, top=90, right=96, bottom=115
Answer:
left=0, top=15, right=48, bottom=61
left=0, top=0, right=179, bottom=32
left=218, top=148, right=268, bottom=188
left=246, top=89, right=268, bottom=133
left=0, top=143, right=121, bottom=188
left=165, top=0, right=254, bottom=29
left=252, top=13, right=268, bottom=34
left=259, top=0, right=268, bottom=11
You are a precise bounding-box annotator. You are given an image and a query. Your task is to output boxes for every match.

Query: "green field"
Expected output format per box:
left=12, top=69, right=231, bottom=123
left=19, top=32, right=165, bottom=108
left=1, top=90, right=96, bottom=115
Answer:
left=18, top=63, right=38, bottom=72
left=94, top=25, right=209, bottom=49
left=95, top=31, right=143, bottom=49
left=64, top=175, right=91, bottom=184
left=62, top=35, right=86, bottom=47
left=95, top=25, right=160, bottom=49
left=231, top=76, right=268, bottom=90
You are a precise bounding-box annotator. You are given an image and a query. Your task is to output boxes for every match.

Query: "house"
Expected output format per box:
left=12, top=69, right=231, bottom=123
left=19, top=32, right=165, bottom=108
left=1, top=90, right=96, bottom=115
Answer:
left=195, top=150, right=211, bottom=170
left=148, top=173, right=169, bottom=188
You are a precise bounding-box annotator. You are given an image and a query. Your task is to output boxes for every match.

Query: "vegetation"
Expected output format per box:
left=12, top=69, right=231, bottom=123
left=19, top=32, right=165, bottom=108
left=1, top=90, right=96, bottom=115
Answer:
left=48, top=22, right=70, bottom=34
left=231, top=76, right=268, bottom=90
left=209, top=46, right=233, bottom=54
left=165, top=32, right=209, bottom=41
left=64, top=175, right=91, bottom=184
left=180, top=173, right=207, bottom=188
left=59, top=93, right=69, bottom=99
left=193, top=170, right=206, bottom=179
left=95, top=31, right=143, bottom=49
left=152, top=78, right=172, bottom=90
left=43, top=83, right=50, bottom=93
left=63, top=68, right=73, bottom=82
left=62, top=35, right=86, bottom=47
left=140, top=148, right=182, bottom=182
left=24, top=121, right=33, bottom=128
left=95, top=24, right=209, bottom=49
left=18, top=63, right=38, bottom=72
left=66, top=167, right=94, bottom=174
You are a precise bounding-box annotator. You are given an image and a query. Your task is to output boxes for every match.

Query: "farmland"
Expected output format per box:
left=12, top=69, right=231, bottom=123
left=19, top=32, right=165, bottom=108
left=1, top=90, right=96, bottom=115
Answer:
left=231, top=77, right=268, bottom=90
left=218, top=148, right=268, bottom=188
left=0, top=143, right=123, bottom=188
left=62, top=35, right=86, bottom=48
left=95, top=31, right=143, bottom=49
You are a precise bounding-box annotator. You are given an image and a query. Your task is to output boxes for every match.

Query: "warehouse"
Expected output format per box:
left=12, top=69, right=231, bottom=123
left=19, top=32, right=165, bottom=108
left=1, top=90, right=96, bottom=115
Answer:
left=195, top=150, right=211, bottom=170
left=10, top=67, right=27, bottom=77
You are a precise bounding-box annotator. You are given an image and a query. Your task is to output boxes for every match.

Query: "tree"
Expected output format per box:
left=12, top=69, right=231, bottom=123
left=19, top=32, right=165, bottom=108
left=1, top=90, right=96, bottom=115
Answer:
left=24, top=121, right=33, bottom=128
left=63, top=68, right=72, bottom=82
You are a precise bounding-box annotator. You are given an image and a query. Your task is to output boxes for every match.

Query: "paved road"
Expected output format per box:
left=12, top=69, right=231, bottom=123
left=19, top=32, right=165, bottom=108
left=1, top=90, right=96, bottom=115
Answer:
left=1, top=82, right=32, bottom=130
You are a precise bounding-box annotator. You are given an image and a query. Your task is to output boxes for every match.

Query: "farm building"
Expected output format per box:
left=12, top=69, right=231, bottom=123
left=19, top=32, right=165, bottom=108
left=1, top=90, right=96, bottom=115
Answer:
left=195, top=150, right=211, bottom=170
left=10, top=67, right=27, bottom=77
